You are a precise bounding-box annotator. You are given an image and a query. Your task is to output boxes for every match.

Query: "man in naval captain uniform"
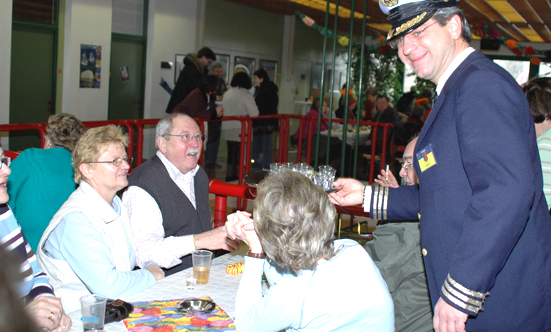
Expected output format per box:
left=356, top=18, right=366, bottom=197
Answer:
left=330, top=1, right=551, bottom=331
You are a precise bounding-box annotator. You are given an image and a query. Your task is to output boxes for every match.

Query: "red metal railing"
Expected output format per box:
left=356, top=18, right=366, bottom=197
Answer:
left=208, top=179, right=369, bottom=224
left=0, top=123, right=47, bottom=148
left=284, top=115, right=393, bottom=183
left=0, top=115, right=392, bottom=186
left=128, top=119, right=161, bottom=167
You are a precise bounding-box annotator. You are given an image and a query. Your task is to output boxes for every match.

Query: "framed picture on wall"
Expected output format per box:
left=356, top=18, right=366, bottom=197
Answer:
left=210, top=54, right=230, bottom=83
left=234, top=56, right=255, bottom=77
left=174, top=54, right=186, bottom=84
left=259, top=59, right=278, bottom=82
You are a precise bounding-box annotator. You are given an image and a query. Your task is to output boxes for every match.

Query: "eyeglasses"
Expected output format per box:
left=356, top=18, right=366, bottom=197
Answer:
left=88, top=156, right=133, bottom=167
left=163, top=134, right=207, bottom=142
left=401, top=161, right=413, bottom=170
left=0, top=156, right=11, bottom=170
left=389, top=21, right=438, bottom=49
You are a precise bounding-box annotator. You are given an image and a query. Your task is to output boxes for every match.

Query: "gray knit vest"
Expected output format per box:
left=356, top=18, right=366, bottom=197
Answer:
left=127, top=155, right=211, bottom=276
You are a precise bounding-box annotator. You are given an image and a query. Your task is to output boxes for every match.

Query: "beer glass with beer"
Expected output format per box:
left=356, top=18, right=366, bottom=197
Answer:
left=192, top=250, right=213, bottom=284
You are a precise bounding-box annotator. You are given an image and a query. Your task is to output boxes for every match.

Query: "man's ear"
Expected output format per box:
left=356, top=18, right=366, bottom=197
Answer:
left=448, top=14, right=462, bottom=40
left=79, top=163, right=92, bottom=181
left=157, top=136, right=167, bottom=154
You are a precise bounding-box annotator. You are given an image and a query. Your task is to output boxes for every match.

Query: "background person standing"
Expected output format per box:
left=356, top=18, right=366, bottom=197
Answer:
left=251, top=68, right=278, bottom=170
left=166, top=47, right=216, bottom=114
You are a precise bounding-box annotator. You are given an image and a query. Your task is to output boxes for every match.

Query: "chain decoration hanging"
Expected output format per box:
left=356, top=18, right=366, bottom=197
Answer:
left=472, top=20, right=548, bottom=64
left=288, top=4, right=393, bottom=54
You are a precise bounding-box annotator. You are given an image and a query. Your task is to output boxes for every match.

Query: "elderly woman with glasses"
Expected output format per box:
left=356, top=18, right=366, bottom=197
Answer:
left=37, top=125, right=164, bottom=313
left=226, top=171, right=394, bottom=332
left=8, top=113, right=85, bottom=251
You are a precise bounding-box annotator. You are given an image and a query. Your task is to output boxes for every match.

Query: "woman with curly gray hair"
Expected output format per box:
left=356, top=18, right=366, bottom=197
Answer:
left=7, top=113, right=85, bottom=251
left=227, top=171, right=394, bottom=332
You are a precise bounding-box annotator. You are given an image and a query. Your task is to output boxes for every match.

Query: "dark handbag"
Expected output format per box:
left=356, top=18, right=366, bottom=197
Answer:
left=104, top=299, right=134, bottom=324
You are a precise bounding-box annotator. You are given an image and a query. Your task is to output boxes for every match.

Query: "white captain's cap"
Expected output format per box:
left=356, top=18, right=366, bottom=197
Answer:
left=380, top=0, right=458, bottom=41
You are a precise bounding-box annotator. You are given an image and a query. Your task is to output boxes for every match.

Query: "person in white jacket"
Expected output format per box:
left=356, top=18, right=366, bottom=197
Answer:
left=221, top=71, right=259, bottom=182
left=37, top=125, right=164, bottom=313
left=226, top=170, right=394, bottom=332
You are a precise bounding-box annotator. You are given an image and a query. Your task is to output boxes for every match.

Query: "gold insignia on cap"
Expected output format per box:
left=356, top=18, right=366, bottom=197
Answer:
left=387, top=12, right=427, bottom=40
left=380, top=0, right=398, bottom=6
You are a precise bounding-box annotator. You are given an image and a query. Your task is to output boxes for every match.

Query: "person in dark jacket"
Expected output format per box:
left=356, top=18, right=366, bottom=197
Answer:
left=206, top=63, right=228, bottom=171
left=165, top=47, right=216, bottom=113
left=252, top=69, right=279, bottom=170
left=171, top=75, right=223, bottom=121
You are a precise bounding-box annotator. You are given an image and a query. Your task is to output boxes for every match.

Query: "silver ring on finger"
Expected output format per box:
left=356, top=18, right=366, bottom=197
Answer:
left=49, top=311, right=55, bottom=320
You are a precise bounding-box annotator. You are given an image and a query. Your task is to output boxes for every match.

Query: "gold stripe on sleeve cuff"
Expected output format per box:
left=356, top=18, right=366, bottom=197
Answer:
left=444, top=279, right=483, bottom=308
left=382, top=186, right=389, bottom=220
left=447, top=274, right=489, bottom=300
left=441, top=284, right=481, bottom=315
left=440, top=273, right=489, bottom=315
left=372, top=185, right=380, bottom=219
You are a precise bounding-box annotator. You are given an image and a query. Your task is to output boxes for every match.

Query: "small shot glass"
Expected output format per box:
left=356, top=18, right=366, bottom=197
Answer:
left=186, top=275, right=197, bottom=290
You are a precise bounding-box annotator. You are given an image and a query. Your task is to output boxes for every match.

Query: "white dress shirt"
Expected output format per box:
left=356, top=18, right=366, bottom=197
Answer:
left=122, top=151, right=200, bottom=269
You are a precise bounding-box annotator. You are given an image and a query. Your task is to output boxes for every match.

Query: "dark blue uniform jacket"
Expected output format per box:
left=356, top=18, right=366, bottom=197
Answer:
left=370, top=50, right=551, bottom=331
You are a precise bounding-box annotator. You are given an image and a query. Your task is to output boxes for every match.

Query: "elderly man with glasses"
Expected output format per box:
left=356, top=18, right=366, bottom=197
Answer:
left=368, top=136, right=433, bottom=332
left=331, top=0, right=551, bottom=331
left=123, top=113, right=238, bottom=276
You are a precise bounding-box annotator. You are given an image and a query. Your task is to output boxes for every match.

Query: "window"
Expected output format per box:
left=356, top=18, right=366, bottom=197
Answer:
left=493, top=59, right=530, bottom=85
left=13, top=0, right=57, bottom=24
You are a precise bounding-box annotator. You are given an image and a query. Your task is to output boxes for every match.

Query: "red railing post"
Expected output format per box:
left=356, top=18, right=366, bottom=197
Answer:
left=130, top=119, right=161, bottom=167
left=0, top=123, right=48, bottom=149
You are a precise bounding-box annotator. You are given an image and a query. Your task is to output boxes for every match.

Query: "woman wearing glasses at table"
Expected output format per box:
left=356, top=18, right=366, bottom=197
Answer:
left=0, top=149, right=72, bottom=332
left=37, top=125, right=165, bottom=313
left=8, top=113, right=85, bottom=252
left=227, top=170, right=394, bottom=332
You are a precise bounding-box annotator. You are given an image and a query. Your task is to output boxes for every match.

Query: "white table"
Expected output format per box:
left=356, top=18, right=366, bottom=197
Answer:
left=320, top=128, right=371, bottom=146
left=68, top=247, right=247, bottom=332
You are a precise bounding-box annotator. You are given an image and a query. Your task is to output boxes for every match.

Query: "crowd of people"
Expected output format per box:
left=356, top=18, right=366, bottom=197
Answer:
left=165, top=46, right=280, bottom=180
left=4, top=0, right=551, bottom=332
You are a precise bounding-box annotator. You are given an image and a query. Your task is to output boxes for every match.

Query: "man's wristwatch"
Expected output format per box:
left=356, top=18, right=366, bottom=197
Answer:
left=247, top=251, right=266, bottom=259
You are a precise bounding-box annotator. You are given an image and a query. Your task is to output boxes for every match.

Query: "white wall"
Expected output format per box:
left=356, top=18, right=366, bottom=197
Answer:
left=0, top=1, right=13, bottom=147
left=143, top=0, right=198, bottom=120
left=62, top=0, right=113, bottom=121
left=204, top=0, right=284, bottom=85
left=141, top=0, right=199, bottom=158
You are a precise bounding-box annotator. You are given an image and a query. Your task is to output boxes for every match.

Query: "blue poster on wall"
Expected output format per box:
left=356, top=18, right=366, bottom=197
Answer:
left=80, top=44, right=102, bottom=88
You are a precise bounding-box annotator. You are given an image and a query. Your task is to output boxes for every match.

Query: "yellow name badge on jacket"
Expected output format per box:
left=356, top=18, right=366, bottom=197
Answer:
left=416, top=144, right=437, bottom=172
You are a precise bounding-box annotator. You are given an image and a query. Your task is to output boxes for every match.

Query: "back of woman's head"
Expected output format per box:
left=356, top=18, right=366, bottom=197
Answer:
left=46, top=113, right=85, bottom=152
left=254, top=171, right=336, bottom=274
left=72, top=125, right=128, bottom=184
left=230, top=72, right=252, bottom=90
left=523, top=77, right=551, bottom=123
left=198, top=75, right=220, bottom=94
left=253, top=68, right=270, bottom=82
